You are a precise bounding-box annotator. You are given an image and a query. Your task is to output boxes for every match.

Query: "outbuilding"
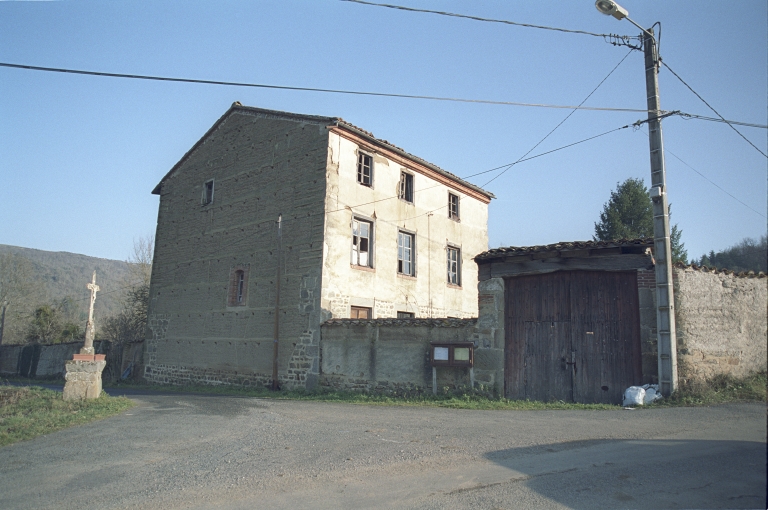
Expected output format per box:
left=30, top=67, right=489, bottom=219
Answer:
left=474, top=239, right=657, bottom=404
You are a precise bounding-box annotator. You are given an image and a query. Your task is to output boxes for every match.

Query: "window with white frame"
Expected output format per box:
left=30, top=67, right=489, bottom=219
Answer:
left=447, top=246, right=461, bottom=286
left=448, top=192, right=460, bottom=220
left=397, top=231, right=415, bottom=276
left=398, top=171, right=414, bottom=203
left=357, top=152, right=373, bottom=186
left=352, top=218, right=373, bottom=267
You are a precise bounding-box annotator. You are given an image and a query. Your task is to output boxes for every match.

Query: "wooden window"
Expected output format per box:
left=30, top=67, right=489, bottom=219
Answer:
left=447, top=246, right=461, bottom=286
left=227, top=265, right=249, bottom=306
left=397, top=311, right=415, bottom=318
left=398, top=171, right=413, bottom=203
left=352, top=218, right=373, bottom=267
left=397, top=231, right=415, bottom=276
left=350, top=306, right=372, bottom=319
left=202, top=179, right=214, bottom=205
left=448, top=192, right=459, bottom=220
left=357, top=152, right=373, bottom=186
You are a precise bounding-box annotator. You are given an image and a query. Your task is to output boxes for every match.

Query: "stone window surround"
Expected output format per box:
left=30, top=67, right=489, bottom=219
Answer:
left=397, top=229, right=416, bottom=277
left=351, top=215, right=375, bottom=269
left=448, top=192, right=460, bottom=221
left=227, top=264, right=250, bottom=307
left=398, top=170, right=414, bottom=204
left=356, top=150, right=373, bottom=187
left=447, top=244, right=462, bottom=287
left=202, top=179, right=215, bottom=206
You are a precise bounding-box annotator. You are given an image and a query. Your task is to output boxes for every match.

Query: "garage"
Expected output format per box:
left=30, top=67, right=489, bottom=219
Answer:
left=475, top=239, right=655, bottom=404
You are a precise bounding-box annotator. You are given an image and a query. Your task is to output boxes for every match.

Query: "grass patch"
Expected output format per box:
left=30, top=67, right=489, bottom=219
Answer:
left=105, top=380, right=617, bottom=411
left=0, top=385, right=135, bottom=446
left=650, top=371, right=767, bottom=407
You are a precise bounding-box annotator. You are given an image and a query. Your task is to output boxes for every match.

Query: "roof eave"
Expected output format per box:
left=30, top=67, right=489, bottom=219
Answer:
left=332, top=122, right=495, bottom=201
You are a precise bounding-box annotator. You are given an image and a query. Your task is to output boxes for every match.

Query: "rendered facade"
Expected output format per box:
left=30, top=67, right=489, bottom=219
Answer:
left=144, top=103, right=492, bottom=388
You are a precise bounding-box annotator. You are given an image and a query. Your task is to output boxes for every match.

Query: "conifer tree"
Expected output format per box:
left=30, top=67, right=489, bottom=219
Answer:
left=594, top=178, right=687, bottom=263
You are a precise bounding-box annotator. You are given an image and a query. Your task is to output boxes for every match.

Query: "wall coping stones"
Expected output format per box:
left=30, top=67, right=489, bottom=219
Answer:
left=322, top=318, right=477, bottom=328
left=675, top=262, right=766, bottom=279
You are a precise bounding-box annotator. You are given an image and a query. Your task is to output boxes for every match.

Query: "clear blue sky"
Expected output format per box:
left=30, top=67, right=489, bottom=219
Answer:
left=1, top=0, right=766, bottom=262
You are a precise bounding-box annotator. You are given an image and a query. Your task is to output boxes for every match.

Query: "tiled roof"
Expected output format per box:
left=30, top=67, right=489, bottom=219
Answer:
left=475, top=238, right=654, bottom=261
left=153, top=103, right=494, bottom=199
left=675, top=262, right=766, bottom=279
left=332, top=118, right=494, bottom=200
left=323, top=317, right=477, bottom=327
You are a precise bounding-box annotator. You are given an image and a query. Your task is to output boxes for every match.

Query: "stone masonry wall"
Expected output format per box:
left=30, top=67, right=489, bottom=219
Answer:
left=320, top=318, right=486, bottom=394
left=673, top=265, right=767, bottom=385
left=144, top=109, right=329, bottom=389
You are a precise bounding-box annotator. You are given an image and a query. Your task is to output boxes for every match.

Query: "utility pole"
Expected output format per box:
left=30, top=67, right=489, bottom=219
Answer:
left=271, top=214, right=282, bottom=391
left=643, top=29, right=678, bottom=396
left=595, top=0, right=678, bottom=395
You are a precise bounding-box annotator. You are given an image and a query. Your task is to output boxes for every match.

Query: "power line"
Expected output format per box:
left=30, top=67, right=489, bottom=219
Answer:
left=661, top=60, right=768, bottom=158
left=341, top=0, right=638, bottom=43
left=677, top=113, right=767, bottom=130
left=0, top=62, right=654, bottom=114
left=635, top=129, right=766, bottom=219
left=480, top=48, right=635, bottom=187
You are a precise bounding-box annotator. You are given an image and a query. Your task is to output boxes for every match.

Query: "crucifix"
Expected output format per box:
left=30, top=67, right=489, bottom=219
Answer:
left=81, top=271, right=100, bottom=355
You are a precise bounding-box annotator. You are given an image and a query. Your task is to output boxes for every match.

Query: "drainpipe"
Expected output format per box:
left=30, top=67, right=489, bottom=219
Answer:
left=271, top=214, right=282, bottom=390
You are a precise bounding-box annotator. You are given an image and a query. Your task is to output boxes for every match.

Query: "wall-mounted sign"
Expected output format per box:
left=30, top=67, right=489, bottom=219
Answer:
left=430, top=342, right=474, bottom=367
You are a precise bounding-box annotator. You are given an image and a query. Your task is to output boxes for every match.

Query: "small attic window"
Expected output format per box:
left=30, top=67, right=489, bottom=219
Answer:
left=202, top=180, right=214, bottom=206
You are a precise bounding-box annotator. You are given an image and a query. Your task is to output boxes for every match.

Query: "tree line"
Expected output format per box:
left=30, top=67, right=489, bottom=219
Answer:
left=0, top=238, right=152, bottom=348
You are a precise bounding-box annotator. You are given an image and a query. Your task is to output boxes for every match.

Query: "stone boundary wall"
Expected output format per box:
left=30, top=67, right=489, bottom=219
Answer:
left=320, top=318, right=496, bottom=394
left=673, top=265, right=767, bottom=385
left=0, top=342, right=84, bottom=378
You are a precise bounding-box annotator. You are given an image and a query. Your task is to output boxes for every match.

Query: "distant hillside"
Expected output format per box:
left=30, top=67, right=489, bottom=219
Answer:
left=0, top=244, right=132, bottom=344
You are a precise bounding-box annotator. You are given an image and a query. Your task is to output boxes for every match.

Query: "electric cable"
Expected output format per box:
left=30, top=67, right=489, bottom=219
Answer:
left=636, top=129, right=766, bottom=219
left=661, top=61, right=768, bottom=159
left=340, top=0, right=637, bottom=42
left=0, top=62, right=654, bottom=114
left=677, top=113, right=767, bottom=130
left=480, top=48, right=635, bottom=188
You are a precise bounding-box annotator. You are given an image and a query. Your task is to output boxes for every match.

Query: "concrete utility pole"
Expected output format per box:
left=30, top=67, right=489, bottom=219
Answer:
left=642, top=29, right=678, bottom=396
left=596, top=0, right=678, bottom=395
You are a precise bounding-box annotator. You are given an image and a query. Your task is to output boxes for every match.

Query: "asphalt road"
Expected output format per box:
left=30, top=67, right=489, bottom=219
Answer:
left=0, top=390, right=764, bottom=509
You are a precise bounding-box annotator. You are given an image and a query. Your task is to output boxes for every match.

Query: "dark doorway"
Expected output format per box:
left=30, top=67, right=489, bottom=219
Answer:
left=505, top=271, right=642, bottom=404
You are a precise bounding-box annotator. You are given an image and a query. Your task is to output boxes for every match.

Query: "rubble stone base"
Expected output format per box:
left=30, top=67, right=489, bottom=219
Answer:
left=63, top=360, right=106, bottom=401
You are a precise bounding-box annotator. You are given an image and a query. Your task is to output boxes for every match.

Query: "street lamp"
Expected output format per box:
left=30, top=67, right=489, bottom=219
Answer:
left=595, top=0, right=678, bottom=396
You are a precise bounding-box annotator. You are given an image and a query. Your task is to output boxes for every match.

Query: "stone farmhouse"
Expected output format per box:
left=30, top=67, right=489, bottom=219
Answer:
left=144, top=103, right=493, bottom=389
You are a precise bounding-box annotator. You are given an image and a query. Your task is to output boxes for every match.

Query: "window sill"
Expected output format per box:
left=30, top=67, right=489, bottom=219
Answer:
left=398, top=198, right=414, bottom=205
left=448, top=216, right=461, bottom=223
left=351, top=264, right=375, bottom=273
left=397, top=273, right=417, bottom=280
left=447, top=283, right=462, bottom=289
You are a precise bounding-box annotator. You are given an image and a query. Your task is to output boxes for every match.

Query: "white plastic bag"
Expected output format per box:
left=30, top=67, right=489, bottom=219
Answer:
left=623, top=386, right=646, bottom=406
left=642, top=384, right=662, bottom=404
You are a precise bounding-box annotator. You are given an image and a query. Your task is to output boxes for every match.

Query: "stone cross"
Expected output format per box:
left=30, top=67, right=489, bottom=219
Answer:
left=86, top=271, right=100, bottom=323
left=81, top=271, right=100, bottom=355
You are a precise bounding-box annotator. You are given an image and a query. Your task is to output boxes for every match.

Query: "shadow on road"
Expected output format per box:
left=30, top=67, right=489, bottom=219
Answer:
left=482, top=438, right=767, bottom=509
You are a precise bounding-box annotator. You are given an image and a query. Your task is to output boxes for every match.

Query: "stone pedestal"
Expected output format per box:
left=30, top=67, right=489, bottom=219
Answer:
left=63, top=355, right=106, bottom=401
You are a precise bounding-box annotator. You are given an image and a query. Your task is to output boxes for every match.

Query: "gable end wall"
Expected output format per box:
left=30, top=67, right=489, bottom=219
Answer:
left=145, top=111, right=330, bottom=389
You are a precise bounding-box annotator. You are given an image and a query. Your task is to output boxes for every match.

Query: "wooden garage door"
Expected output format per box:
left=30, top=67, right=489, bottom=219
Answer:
left=505, top=271, right=642, bottom=404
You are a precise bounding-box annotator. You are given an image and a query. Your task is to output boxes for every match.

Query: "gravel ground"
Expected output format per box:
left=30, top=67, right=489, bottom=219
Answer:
left=0, top=392, right=764, bottom=509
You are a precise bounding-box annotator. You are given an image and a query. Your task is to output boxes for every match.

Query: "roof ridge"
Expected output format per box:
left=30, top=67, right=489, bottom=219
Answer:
left=475, top=238, right=653, bottom=261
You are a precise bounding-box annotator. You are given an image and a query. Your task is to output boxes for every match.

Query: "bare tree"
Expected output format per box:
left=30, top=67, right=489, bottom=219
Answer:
left=0, top=254, right=34, bottom=345
left=101, top=236, right=153, bottom=380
